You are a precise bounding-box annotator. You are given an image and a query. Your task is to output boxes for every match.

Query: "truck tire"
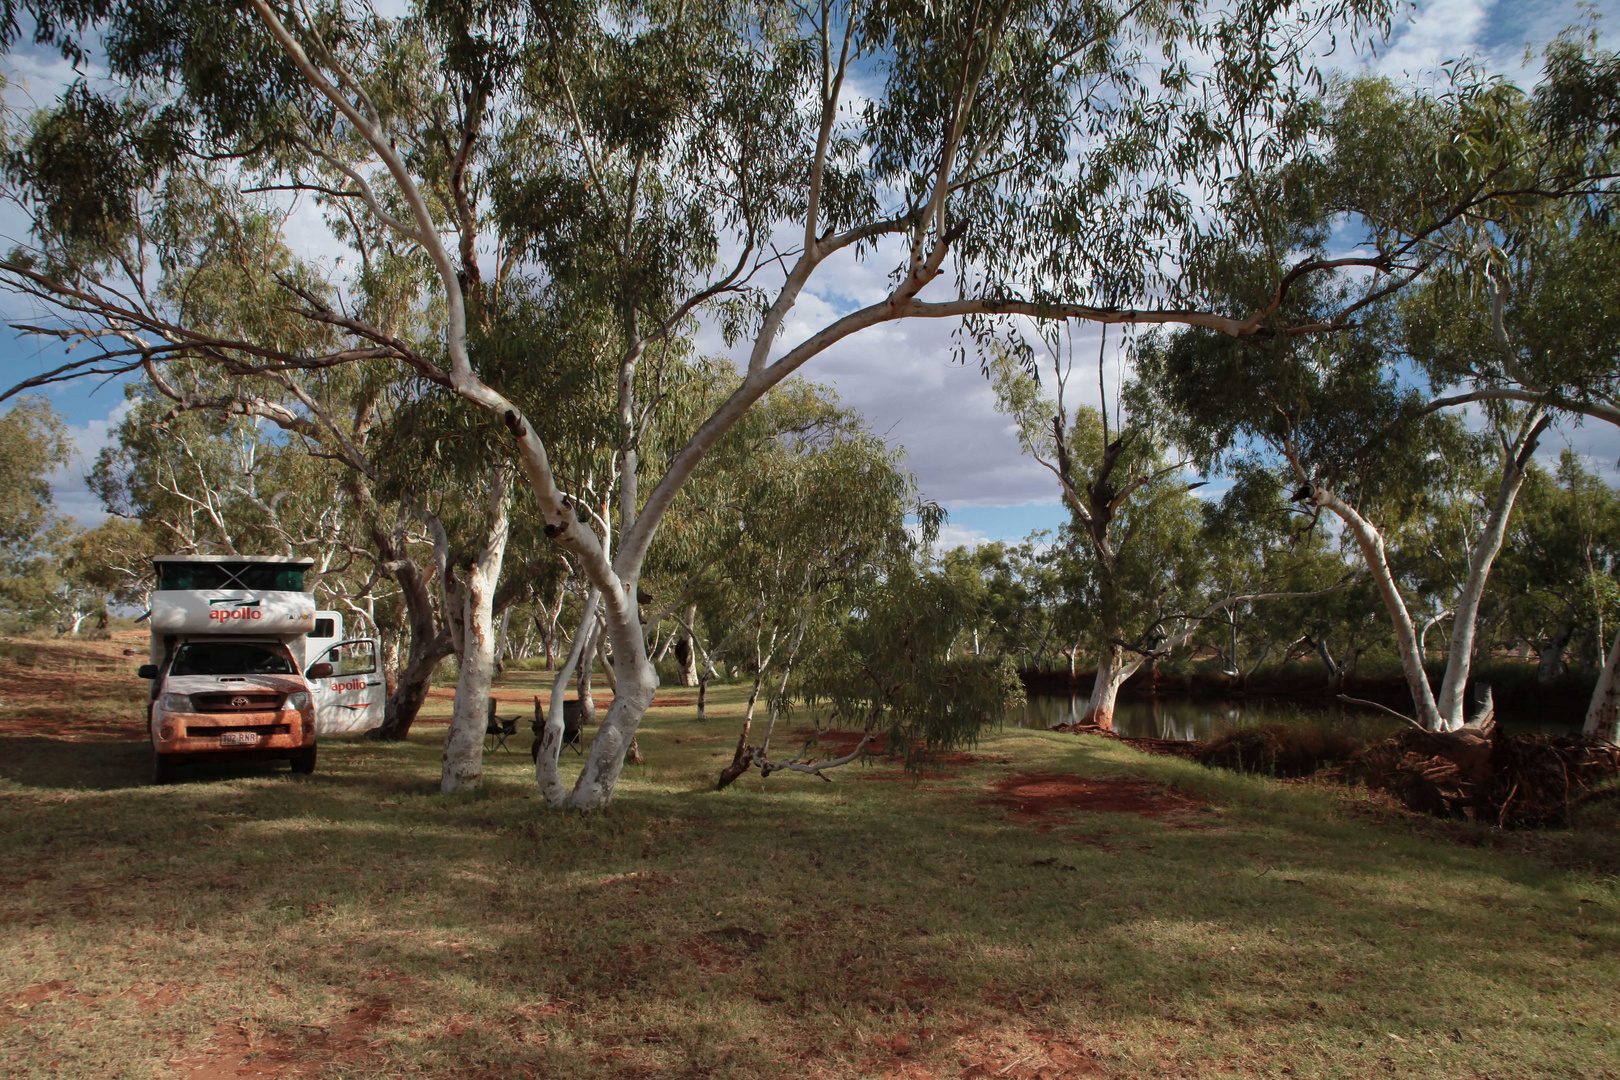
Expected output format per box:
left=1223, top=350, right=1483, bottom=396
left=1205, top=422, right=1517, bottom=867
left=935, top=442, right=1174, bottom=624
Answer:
left=151, top=750, right=177, bottom=785
left=290, top=745, right=317, bottom=775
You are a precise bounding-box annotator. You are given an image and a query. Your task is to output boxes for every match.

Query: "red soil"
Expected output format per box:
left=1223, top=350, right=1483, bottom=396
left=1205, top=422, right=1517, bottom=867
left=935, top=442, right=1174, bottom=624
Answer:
left=0, top=634, right=149, bottom=739
left=988, top=773, right=1203, bottom=820
left=167, top=996, right=392, bottom=1079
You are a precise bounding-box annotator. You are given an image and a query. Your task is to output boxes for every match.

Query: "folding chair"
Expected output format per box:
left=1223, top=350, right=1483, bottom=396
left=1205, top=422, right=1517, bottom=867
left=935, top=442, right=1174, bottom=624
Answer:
left=485, top=698, right=516, bottom=753
left=529, top=696, right=585, bottom=761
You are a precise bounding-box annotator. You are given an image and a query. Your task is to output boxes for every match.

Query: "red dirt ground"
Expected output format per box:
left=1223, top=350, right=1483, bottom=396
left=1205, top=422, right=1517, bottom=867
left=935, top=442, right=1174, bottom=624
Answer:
left=0, top=635, right=148, bottom=740
left=167, top=996, right=391, bottom=1079
left=988, top=773, right=1204, bottom=821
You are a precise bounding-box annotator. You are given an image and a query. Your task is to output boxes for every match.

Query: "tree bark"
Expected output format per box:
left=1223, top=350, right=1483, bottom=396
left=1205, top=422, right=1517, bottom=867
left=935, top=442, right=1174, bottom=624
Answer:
left=1536, top=616, right=1575, bottom=686
left=1308, top=485, right=1441, bottom=728
left=566, top=647, right=657, bottom=810
left=378, top=629, right=454, bottom=740
left=1080, top=641, right=1143, bottom=731
left=1434, top=412, right=1549, bottom=728
left=535, top=590, right=600, bottom=806
left=677, top=603, right=699, bottom=686
left=576, top=622, right=598, bottom=727
left=439, top=474, right=512, bottom=794
left=370, top=511, right=453, bottom=741
left=494, top=607, right=512, bottom=674
left=1584, top=624, right=1620, bottom=744
left=1307, top=633, right=1343, bottom=693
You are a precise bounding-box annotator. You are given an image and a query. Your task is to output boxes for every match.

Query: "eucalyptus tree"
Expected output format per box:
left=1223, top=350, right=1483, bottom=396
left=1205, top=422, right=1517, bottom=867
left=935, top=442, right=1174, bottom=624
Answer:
left=938, top=541, right=1064, bottom=667
left=778, top=563, right=1026, bottom=778
left=0, top=0, right=1497, bottom=806
left=702, top=401, right=928, bottom=788
left=0, top=395, right=70, bottom=569
left=1189, top=465, right=1368, bottom=688
left=990, top=346, right=1346, bottom=726
left=1308, top=41, right=1620, bottom=735
left=1396, top=209, right=1620, bottom=739
left=1122, top=33, right=1620, bottom=736
left=1515, top=463, right=1618, bottom=680
left=60, top=516, right=159, bottom=610
left=90, top=386, right=353, bottom=558
left=1136, top=303, right=1555, bottom=734
left=0, top=395, right=76, bottom=629
left=1482, top=454, right=1620, bottom=685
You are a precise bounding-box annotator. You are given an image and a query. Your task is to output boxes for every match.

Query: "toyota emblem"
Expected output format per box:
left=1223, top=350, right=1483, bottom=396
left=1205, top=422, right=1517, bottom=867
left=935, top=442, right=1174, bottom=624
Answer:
left=231, top=696, right=250, bottom=708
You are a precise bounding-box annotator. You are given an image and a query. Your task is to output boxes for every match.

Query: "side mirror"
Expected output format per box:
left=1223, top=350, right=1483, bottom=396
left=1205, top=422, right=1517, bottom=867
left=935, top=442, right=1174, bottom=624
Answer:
left=307, top=662, right=333, bottom=679
left=137, top=664, right=159, bottom=680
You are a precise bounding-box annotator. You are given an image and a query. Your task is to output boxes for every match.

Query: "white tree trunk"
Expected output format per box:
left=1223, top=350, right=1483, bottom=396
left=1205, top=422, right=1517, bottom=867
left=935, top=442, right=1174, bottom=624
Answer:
left=1584, top=623, right=1620, bottom=744
left=568, top=647, right=657, bottom=810
left=440, top=474, right=512, bottom=794
left=494, top=607, right=512, bottom=672
left=1434, top=412, right=1547, bottom=728
left=678, top=603, right=699, bottom=686
left=1080, top=643, right=1143, bottom=731
left=535, top=589, right=600, bottom=806
left=1311, top=487, right=1442, bottom=729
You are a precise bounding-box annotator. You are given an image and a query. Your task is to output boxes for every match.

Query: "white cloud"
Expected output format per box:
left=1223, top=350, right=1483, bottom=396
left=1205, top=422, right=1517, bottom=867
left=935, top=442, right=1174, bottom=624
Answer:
left=46, top=397, right=132, bottom=527
left=929, top=521, right=991, bottom=552
left=1364, top=0, right=1499, bottom=81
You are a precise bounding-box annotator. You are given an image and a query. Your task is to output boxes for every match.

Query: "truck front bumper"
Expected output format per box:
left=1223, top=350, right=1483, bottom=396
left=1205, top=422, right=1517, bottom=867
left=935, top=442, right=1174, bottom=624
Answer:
left=152, top=709, right=314, bottom=756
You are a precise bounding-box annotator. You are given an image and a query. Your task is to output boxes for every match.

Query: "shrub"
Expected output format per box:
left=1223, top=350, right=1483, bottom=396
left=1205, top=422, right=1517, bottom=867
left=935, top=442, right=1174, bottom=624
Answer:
left=1197, top=722, right=1360, bottom=777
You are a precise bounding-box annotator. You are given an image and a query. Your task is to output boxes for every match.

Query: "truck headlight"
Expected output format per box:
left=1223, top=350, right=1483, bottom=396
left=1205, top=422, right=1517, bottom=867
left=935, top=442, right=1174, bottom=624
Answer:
left=286, top=692, right=311, bottom=711
left=159, top=693, right=193, bottom=713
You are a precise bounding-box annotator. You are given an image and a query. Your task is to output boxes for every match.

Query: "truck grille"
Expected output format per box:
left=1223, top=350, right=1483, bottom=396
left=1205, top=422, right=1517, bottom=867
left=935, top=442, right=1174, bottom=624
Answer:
left=189, top=724, right=292, bottom=737
left=190, top=692, right=283, bottom=713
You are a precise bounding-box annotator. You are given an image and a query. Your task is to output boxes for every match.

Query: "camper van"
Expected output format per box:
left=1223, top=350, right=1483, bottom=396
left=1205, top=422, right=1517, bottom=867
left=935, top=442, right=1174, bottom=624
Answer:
left=138, top=555, right=384, bottom=783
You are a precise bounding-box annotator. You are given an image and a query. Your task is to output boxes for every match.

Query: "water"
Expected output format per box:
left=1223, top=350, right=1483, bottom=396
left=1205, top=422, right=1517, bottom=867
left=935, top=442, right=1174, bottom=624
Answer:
left=1018, top=693, right=1406, bottom=742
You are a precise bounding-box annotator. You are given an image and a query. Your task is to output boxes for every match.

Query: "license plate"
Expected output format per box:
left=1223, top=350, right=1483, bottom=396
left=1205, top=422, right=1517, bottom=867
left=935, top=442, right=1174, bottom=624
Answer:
left=219, top=732, right=260, bottom=746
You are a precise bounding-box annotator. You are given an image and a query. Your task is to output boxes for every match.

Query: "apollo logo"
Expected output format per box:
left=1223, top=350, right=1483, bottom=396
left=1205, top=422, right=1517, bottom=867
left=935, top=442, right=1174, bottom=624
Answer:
left=330, top=678, right=368, bottom=692
left=208, top=607, right=264, bottom=622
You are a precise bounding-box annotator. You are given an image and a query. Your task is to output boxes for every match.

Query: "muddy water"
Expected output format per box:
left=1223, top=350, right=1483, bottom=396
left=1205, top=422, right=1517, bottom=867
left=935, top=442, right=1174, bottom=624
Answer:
left=1017, top=694, right=1405, bottom=742
left=1018, top=692, right=1580, bottom=741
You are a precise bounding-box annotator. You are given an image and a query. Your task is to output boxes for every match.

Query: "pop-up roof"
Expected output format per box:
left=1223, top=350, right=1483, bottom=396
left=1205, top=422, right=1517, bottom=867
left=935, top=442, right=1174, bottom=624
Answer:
left=153, top=556, right=316, bottom=593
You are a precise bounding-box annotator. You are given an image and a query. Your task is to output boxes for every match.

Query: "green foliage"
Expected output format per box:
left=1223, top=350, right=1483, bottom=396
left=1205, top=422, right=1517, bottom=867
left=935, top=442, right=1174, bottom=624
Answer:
left=798, top=564, right=1025, bottom=768
left=1487, top=452, right=1620, bottom=675
left=0, top=395, right=71, bottom=568
left=60, top=517, right=160, bottom=608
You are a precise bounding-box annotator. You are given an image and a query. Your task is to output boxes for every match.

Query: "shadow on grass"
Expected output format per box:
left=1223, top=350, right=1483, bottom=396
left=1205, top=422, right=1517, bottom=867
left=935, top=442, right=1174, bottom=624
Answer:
left=0, top=736, right=152, bottom=790
left=0, top=735, right=315, bottom=790
left=2, top=724, right=1614, bottom=1080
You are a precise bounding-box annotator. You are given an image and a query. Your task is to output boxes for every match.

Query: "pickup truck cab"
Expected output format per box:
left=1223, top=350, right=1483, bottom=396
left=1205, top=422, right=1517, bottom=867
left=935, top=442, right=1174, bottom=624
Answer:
left=141, top=556, right=383, bottom=784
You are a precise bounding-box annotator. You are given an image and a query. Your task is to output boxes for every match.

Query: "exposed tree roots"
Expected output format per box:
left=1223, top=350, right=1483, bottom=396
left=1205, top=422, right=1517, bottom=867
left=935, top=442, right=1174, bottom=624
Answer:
left=1359, top=729, right=1620, bottom=828
left=1060, top=718, right=1620, bottom=829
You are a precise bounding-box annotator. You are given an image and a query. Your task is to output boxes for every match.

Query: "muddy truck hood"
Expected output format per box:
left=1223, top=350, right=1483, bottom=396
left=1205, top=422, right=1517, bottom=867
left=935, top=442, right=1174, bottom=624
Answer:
left=163, top=674, right=309, bottom=696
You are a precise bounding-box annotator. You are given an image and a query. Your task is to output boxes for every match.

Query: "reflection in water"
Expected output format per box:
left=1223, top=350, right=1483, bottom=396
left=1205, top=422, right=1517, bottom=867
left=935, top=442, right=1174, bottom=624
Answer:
left=1017, top=694, right=1405, bottom=743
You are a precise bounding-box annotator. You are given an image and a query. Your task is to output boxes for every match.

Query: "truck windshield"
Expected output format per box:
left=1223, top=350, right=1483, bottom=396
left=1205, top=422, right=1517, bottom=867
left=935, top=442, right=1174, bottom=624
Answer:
left=170, top=642, right=294, bottom=676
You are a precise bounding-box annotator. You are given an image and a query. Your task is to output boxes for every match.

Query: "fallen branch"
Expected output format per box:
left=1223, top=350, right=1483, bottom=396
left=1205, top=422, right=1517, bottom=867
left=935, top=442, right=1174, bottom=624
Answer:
left=1337, top=694, right=1426, bottom=731
left=756, top=728, right=876, bottom=781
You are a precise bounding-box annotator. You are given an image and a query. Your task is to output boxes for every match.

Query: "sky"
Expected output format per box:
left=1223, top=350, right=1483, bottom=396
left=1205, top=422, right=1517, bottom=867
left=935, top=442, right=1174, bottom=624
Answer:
left=2, top=0, right=1617, bottom=544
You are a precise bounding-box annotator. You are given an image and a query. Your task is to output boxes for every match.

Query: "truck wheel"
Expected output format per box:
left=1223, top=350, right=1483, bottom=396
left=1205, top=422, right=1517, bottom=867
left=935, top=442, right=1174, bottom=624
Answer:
left=290, top=745, right=317, bottom=775
left=151, top=751, right=177, bottom=785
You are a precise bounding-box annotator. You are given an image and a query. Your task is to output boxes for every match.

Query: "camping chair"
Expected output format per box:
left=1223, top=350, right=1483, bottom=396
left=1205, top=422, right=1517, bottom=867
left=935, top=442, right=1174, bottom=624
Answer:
left=529, top=697, right=586, bottom=761
left=485, top=699, right=517, bottom=753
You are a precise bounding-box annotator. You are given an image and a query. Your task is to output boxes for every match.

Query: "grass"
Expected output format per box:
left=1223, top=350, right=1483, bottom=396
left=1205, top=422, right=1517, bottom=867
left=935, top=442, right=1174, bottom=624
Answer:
left=0, top=634, right=1617, bottom=1079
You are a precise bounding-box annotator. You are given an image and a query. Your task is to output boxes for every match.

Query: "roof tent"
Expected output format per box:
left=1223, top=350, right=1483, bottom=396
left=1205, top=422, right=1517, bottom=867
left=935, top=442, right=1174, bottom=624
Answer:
left=153, top=556, right=316, bottom=593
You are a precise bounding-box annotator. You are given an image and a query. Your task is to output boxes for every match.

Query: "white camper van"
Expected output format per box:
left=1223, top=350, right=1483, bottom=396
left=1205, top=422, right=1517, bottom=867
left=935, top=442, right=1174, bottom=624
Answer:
left=138, top=555, right=384, bottom=783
